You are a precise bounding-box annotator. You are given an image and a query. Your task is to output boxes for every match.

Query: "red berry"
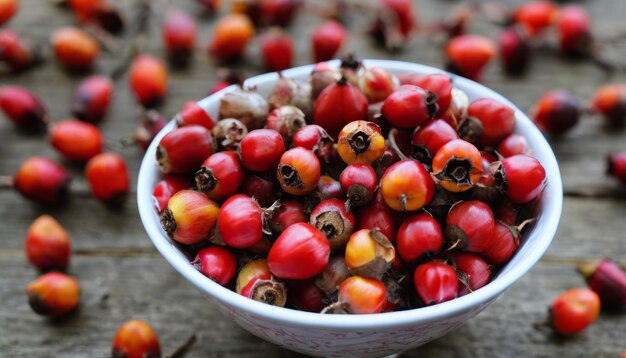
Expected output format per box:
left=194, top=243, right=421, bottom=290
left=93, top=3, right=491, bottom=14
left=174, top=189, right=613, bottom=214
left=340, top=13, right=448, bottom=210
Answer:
left=219, top=89, right=269, bottom=130
left=195, top=151, right=244, bottom=201
left=448, top=251, right=491, bottom=296
left=14, top=157, right=71, bottom=205
left=156, top=125, right=216, bottom=174
left=345, top=228, right=395, bottom=278
left=380, top=160, right=435, bottom=211
left=259, top=0, right=298, bottom=27
left=316, top=175, right=345, bottom=201
left=0, top=0, right=18, bottom=26
left=261, top=29, right=293, bottom=72
left=549, top=288, right=600, bottom=335
left=288, top=278, right=326, bottom=313
left=497, top=134, right=531, bottom=158
left=358, top=67, right=398, bottom=103
left=332, top=276, right=387, bottom=314
left=445, top=200, right=495, bottom=253
left=240, top=174, right=277, bottom=207
left=396, top=213, right=442, bottom=263
left=312, top=21, right=346, bottom=63
left=310, top=198, right=356, bottom=250
left=499, top=27, right=531, bottom=76
left=265, top=105, right=306, bottom=139
left=0, top=86, right=48, bottom=132
left=85, top=153, right=129, bottom=205
left=212, top=118, right=248, bottom=151
left=464, top=98, right=516, bottom=147
left=192, top=246, right=237, bottom=286
left=579, top=259, right=626, bottom=309
left=51, top=27, right=99, bottom=70
left=112, top=320, right=161, bottom=358
left=68, top=0, right=104, bottom=23
left=292, top=124, right=335, bottom=164
left=412, top=74, right=454, bottom=116
left=591, top=84, right=626, bottom=127
left=162, top=10, right=196, bottom=66
left=26, top=272, right=80, bottom=317
left=608, top=151, right=626, bottom=185
left=71, top=75, right=113, bottom=123
left=268, top=223, right=330, bottom=279
left=161, top=189, right=219, bottom=245
left=432, top=139, right=483, bottom=193
left=371, top=0, right=415, bottom=49
left=413, top=259, right=459, bottom=305
left=50, top=120, right=103, bottom=162
left=496, top=154, right=547, bottom=204
left=218, top=194, right=267, bottom=249
left=240, top=129, right=285, bottom=172
left=175, top=101, right=215, bottom=130
left=152, top=175, right=191, bottom=212
left=340, top=163, right=377, bottom=210
left=557, top=5, right=592, bottom=57
left=314, top=77, right=368, bottom=138
left=0, top=29, right=40, bottom=71
left=481, top=221, right=520, bottom=266
left=277, top=147, right=320, bottom=196
left=337, top=120, right=385, bottom=165
left=382, top=85, right=437, bottom=129
left=209, top=69, right=243, bottom=95
left=208, top=14, right=254, bottom=61
left=411, top=119, right=459, bottom=164
left=25, top=215, right=71, bottom=272
left=533, top=90, right=580, bottom=136
left=129, top=55, right=168, bottom=108
left=270, top=200, right=306, bottom=233
left=446, top=35, right=496, bottom=81
left=236, top=260, right=287, bottom=307
left=356, top=202, right=395, bottom=243
left=512, top=1, right=559, bottom=36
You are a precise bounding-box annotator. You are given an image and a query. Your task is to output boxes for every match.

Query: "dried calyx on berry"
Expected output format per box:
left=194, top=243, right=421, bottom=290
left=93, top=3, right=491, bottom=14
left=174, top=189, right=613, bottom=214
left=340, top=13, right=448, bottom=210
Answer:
left=212, top=118, right=248, bottom=151
left=310, top=199, right=356, bottom=250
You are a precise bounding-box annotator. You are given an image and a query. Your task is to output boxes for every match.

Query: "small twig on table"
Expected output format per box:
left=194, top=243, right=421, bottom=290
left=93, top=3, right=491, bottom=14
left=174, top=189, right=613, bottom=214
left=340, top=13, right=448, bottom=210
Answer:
left=167, top=333, right=197, bottom=358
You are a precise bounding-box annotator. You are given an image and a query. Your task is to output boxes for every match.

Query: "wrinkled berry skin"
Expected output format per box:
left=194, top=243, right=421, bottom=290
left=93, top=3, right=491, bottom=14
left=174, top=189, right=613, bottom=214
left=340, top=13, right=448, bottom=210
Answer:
left=14, top=157, right=71, bottom=205
left=0, top=86, right=48, bottom=132
left=112, top=320, right=161, bottom=358
left=71, top=76, right=114, bottom=123
left=26, top=272, right=80, bottom=317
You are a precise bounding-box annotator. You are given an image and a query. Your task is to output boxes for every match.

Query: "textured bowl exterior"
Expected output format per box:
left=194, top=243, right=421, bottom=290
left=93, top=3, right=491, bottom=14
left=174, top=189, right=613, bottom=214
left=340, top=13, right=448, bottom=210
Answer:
left=137, top=60, right=563, bottom=357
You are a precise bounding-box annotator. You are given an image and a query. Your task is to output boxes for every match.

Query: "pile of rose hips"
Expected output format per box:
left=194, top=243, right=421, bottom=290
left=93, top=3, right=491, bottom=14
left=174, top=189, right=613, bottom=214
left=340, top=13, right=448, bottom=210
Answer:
left=153, top=59, right=549, bottom=314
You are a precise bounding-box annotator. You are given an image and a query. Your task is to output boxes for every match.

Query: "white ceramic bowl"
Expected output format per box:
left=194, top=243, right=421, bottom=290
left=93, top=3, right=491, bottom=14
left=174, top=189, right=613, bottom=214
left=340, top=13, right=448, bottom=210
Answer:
left=138, top=60, right=563, bottom=358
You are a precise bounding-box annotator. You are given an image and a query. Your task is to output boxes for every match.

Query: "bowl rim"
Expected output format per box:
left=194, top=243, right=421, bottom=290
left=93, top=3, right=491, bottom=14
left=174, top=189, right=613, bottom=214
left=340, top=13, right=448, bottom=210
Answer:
left=137, top=59, right=563, bottom=330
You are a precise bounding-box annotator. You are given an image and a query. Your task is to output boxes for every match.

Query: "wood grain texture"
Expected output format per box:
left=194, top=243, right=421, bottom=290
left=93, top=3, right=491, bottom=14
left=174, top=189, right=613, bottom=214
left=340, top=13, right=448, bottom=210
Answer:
left=1, top=0, right=625, bottom=357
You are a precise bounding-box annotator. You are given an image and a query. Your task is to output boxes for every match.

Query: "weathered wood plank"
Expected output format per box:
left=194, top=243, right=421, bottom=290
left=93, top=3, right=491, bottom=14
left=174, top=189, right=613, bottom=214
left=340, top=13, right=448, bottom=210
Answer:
left=0, top=254, right=623, bottom=357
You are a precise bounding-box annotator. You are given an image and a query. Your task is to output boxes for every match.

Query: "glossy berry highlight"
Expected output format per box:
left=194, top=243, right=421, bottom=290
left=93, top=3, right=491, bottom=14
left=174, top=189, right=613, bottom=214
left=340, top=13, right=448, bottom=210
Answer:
left=14, top=157, right=70, bottom=205
left=50, top=120, right=103, bottom=162
left=85, top=153, right=129, bottom=206
left=25, top=215, right=71, bottom=272
left=129, top=55, right=168, bottom=108
left=112, top=320, right=161, bottom=358
left=160, top=189, right=219, bottom=245
left=26, top=272, right=80, bottom=317
left=548, top=288, right=600, bottom=335
left=268, top=223, right=330, bottom=279
left=192, top=246, right=237, bottom=286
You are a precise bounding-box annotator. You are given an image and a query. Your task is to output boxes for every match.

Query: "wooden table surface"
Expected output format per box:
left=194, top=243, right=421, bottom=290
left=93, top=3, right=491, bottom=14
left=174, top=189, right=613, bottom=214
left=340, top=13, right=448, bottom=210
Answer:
left=1, top=0, right=626, bottom=357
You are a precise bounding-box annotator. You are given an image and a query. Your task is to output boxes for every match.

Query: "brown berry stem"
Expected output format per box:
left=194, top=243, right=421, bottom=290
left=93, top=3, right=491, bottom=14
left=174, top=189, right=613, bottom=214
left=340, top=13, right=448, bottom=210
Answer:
left=167, top=333, right=197, bottom=358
